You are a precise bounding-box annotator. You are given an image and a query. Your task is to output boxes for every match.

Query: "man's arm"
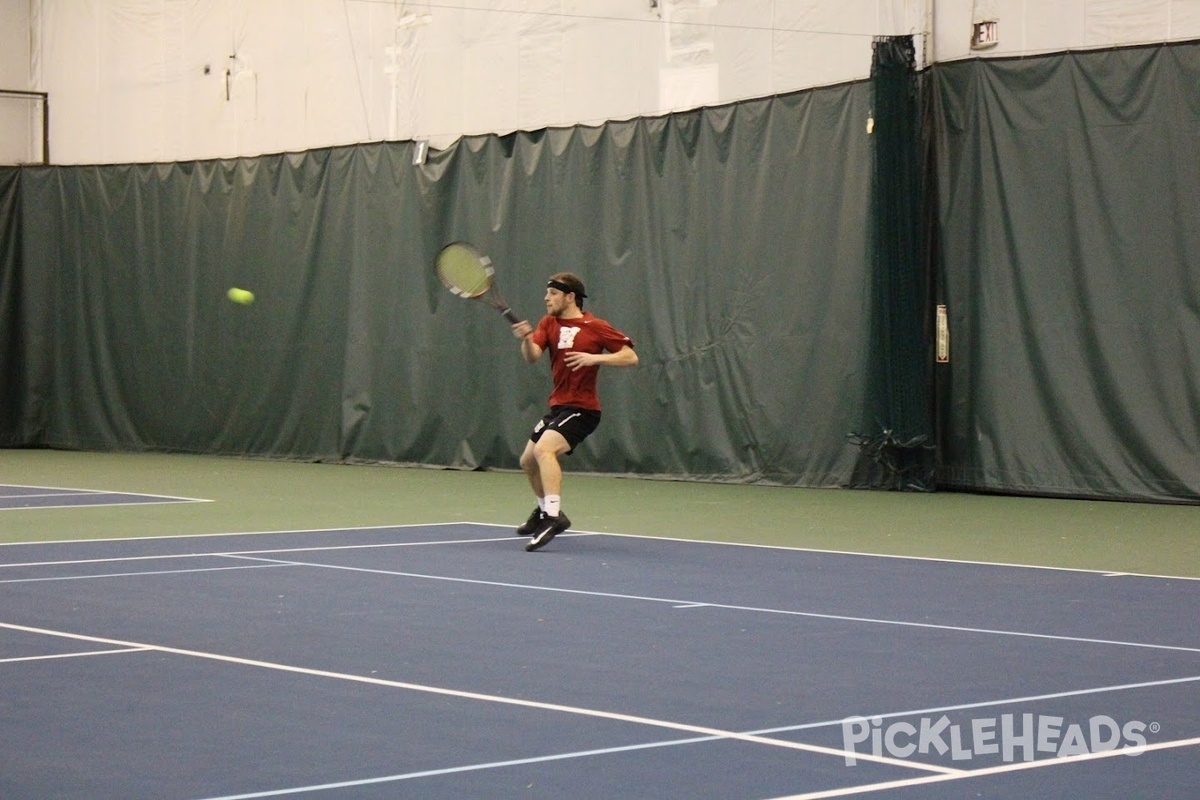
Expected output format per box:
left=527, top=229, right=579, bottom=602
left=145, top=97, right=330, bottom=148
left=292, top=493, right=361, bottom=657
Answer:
left=512, top=320, right=543, bottom=363
left=563, top=345, right=638, bottom=371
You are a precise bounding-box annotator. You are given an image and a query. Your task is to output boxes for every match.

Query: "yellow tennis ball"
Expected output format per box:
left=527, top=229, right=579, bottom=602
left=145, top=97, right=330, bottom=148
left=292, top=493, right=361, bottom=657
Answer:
left=227, top=287, right=255, bottom=305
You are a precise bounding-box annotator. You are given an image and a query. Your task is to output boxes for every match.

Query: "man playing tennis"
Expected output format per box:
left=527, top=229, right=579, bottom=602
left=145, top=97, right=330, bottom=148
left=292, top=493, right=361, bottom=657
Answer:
left=511, top=273, right=637, bottom=551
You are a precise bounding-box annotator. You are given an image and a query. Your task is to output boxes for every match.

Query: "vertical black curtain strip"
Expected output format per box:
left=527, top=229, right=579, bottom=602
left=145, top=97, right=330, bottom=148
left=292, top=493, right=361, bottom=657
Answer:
left=0, top=167, right=22, bottom=443
left=849, top=35, right=935, bottom=491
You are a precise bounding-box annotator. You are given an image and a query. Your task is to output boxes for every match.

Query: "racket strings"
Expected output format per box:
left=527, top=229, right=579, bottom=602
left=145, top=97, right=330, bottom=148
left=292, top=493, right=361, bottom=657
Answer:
left=437, top=248, right=494, bottom=298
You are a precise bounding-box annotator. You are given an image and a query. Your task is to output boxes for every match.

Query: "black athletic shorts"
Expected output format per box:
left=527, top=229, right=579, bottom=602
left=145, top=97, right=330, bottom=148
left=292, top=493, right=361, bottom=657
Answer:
left=529, top=405, right=601, bottom=454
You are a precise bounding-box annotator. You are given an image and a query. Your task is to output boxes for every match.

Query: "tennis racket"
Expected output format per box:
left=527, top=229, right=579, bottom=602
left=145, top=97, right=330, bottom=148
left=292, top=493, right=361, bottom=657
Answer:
left=435, top=241, right=521, bottom=324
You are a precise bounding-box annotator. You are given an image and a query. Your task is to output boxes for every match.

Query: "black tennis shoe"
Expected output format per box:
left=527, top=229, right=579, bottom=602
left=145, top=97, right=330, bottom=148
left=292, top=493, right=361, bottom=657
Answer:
left=525, top=512, right=571, bottom=552
left=516, top=507, right=543, bottom=536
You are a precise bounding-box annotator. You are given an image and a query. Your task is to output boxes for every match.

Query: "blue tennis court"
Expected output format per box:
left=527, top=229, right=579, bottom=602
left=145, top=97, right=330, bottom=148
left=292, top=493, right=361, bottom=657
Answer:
left=2, top=522, right=1197, bottom=799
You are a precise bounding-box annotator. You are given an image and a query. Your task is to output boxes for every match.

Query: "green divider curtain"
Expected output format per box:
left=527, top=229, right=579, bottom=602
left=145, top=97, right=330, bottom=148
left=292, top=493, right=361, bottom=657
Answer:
left=8, top=85, right=876, bottom=486
left=933, top=43, right=1200, bottom=501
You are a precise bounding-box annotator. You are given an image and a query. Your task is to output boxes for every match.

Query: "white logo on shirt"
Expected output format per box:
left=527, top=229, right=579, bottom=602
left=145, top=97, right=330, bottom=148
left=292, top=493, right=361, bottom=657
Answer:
left=557, top=327, right=581, bottom=349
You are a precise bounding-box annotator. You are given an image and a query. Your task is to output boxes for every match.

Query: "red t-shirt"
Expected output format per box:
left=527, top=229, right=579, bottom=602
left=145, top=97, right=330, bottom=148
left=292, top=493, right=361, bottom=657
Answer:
left=531, top=312, right=634, bottom=411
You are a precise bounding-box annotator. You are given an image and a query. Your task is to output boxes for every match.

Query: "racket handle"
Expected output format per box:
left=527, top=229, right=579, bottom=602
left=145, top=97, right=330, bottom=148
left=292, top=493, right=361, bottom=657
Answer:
left=501, top=307, right=521, bottom=324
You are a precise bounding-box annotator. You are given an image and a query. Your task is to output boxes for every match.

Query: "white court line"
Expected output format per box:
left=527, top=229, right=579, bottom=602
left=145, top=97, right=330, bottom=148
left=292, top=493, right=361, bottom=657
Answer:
left=765, top=735, right=1200, bottom=800
left=0, top=482, right=209, bottom=503
left=0, top=647, right=150, bottom=664
left=0, top=491, right=103, bottom=499
left=0, top=620, right=959, bottom=776
left=0, top=521, right=463, bottom=548
left=0, top=501, right=211, bottom=513
left=4, top=519, right=1200, bottom=582
left=0, top=534, right=554, bottom=570
left=0, top=483, right=210, bottom=512
left=225, top=554, right=1200, bottom=655
left=0, top=482, right=105, bottom=493
left=0, top=563, right=292, bottom=585
left=554, top=527, right=1200, bottom=584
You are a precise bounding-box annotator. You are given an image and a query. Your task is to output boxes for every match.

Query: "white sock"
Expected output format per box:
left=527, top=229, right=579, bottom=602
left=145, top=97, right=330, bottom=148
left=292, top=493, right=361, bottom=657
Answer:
left=544, top=495, right=561, bottom=517
left=537, top=497, right=546, bottom=513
